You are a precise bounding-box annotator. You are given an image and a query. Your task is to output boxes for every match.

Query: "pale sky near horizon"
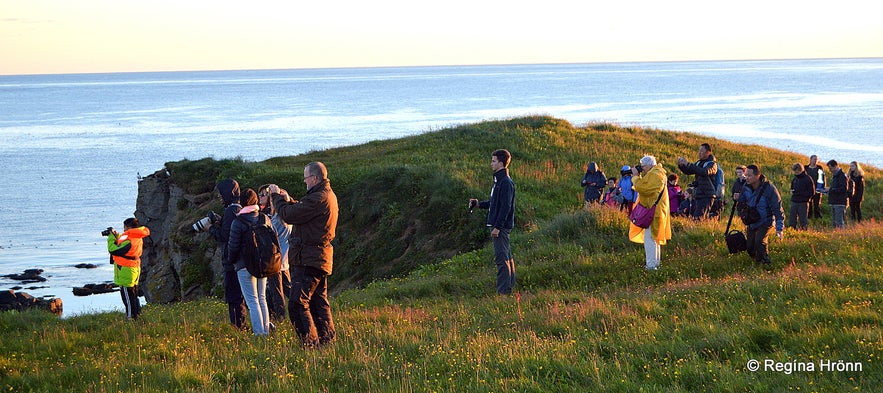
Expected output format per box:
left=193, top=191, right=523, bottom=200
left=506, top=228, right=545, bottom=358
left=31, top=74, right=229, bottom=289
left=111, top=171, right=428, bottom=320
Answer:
left=2, top=0, right=882, bottom=75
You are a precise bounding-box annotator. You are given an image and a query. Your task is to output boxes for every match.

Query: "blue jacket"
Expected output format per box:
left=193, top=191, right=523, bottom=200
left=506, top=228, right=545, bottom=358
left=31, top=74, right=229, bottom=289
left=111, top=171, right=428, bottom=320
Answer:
left=738, top=175, right=785, bottom=232
left=619, top=174, right=637, bottom=203
left=581, top=169, right=606, bottom=202
left=479, top=168, right=515, bottom=230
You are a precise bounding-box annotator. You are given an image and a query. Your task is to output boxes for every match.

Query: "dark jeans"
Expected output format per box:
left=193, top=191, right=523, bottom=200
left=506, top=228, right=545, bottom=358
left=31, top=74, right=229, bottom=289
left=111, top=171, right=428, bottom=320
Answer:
left=267, top=269, right=291, bottom=323
left=493, top=228, right=516, bottom=295
left=746, top=225, right=773, bottom=264
left=120, top=285, right=141, bottom=319
left=809, top=192, right=822, bottom=218
left=224, top=270, right=247, bottom=330
left=788, top=200, right=809, bottom=230
left=692, top=197, right=714, bottom=220
left=850, top=200, right=863, bottom=222
left=288, top=266, right=335, bottom=346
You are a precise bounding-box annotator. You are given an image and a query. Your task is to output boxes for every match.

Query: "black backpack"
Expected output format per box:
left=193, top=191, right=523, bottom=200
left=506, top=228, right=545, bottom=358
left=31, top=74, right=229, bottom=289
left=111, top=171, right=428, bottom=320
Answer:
left=236, top=213, right=282, bottom=278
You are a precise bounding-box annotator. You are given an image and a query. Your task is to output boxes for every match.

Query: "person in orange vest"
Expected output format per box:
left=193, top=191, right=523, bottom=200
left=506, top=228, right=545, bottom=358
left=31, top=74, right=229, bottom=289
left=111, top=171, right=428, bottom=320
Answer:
left=106, top=217, right=150, bottom=320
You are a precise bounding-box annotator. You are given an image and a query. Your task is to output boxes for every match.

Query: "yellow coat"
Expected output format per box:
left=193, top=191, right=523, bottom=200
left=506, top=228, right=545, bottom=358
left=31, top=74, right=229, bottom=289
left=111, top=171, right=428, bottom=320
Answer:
left=628, top=165, right=672, bottom=245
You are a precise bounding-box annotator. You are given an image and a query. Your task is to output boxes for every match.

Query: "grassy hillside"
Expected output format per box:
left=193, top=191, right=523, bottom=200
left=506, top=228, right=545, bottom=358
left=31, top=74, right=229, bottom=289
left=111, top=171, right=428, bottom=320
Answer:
left=165, top=116, right=881, bottom=293
left=3, top=117, right=881, bottom=392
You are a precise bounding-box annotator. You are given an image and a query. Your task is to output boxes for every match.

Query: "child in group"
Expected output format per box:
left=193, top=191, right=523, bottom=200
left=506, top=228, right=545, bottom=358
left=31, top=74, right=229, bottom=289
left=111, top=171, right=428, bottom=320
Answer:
left=602, top=177, right=621, bottom=208
left=619, top=166, right=637, bottom=214
left=667, top=173, right=684, bottom=216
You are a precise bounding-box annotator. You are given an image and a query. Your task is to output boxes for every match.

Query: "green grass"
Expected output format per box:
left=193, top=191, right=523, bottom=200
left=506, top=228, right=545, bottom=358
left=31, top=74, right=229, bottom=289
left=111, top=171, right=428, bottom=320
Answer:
left=2, top=117, right=881, bottom=391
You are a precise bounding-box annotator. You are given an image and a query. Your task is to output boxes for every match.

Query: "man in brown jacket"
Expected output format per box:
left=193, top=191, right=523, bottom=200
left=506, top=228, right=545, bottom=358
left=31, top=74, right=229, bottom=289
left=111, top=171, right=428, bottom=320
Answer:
left=269, top=162, right=338, bottom=347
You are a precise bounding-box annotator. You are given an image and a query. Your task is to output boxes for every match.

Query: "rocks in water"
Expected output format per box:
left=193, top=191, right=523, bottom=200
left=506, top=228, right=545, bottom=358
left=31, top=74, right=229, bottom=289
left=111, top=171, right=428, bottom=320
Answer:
left=0, top=289, right=62, bottom=316
left=72, top=283, right=118, bottom=296
left=3, top=269, right=47, bottom=283
left=74, top=263, right=99, bottom=269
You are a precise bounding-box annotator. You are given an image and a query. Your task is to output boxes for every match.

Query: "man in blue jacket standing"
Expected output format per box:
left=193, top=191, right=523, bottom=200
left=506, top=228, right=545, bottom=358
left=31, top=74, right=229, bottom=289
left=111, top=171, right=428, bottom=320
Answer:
left=469, top=149, right=516, bottom=295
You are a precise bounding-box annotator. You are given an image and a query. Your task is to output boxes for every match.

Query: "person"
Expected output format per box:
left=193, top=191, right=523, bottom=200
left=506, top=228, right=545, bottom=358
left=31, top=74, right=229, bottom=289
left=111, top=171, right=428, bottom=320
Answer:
left=209, top=179, right=248, bottom=330
left=106, top=218, right=150, bottom=320
left=619, top=166, right=637, bottom=214
left=602, top=177, right=620, bottom=208
left=228, top=189, right=273, bottom=336
left=805, top=155, right=825, bottom=219
left=731, top=165, right=747, bottom=202
left=824, top=160, right=849, bottom=229
left=848, top=161, right=865, bottom=222
left=676, top=143, right=718, bottom=220
left=270, top=162, right=339, bottom=347
left=628, top=155, right=671, bottom=271
left=788, top=163, right=815, bottom=230
left=259, top=184, right=293, bottom=324
left=737, top=165, right=785, bottom=264
left=581, top=162, right=606, bottom=209
left=666, top=173, right=684, bottom=216
left=469, top=149, right=516, bottom=295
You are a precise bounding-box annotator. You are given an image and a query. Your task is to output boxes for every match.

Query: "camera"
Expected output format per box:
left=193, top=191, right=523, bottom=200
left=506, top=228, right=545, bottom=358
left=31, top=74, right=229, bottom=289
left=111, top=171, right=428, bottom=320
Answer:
left=468, top=199, right=478, bottom=214
left=635, top=164, right=644, bottom=173
left=101, top=227, right=114, bottom=237
left=192, top=211, right=221, bottom=232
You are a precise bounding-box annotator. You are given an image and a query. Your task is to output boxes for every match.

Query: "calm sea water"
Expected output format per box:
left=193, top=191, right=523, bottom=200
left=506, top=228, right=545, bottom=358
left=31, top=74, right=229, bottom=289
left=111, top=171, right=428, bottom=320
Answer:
left=1, top=58, right=882, bottom=316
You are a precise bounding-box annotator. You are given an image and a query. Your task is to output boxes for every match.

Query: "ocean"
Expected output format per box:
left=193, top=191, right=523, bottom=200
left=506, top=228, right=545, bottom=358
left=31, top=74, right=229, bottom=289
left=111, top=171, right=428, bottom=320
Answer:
left=1, top=58, right=882, bottom=317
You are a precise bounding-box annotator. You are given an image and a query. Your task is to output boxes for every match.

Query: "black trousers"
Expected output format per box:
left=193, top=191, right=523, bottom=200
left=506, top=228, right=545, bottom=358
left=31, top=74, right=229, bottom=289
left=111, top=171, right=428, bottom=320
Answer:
left=809, top=192, right=823, bottom=218
left=224, top=270, right=247, bottom=330
left=120, top=285, right=141, bottom=319
left=746, top=225, right=773, bottom=264
left=288, top=266, right=335, bottom=346
left=267, top=269, right=291, bottom=323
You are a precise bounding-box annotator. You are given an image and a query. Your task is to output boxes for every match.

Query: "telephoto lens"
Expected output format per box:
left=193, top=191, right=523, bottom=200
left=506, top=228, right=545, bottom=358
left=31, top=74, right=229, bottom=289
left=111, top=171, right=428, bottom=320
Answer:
left=192, top=216, right=212, bottom=232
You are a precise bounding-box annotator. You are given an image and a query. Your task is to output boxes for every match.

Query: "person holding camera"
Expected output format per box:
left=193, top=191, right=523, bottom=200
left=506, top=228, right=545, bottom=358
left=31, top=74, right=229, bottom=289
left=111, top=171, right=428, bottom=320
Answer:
left=209, top=178, right=248, bottom=330
left=628, top=155, right=670, bottom=271
left=106, top=217, right=150, bottom=320
left=259, top=184, right=293, bottom=324
left=269, top=162, right=338, bottom=347
left=676, top=143, right=719, bottom=220
left=737, top=164, right=785, bottom=264
left=469, top=149, right=516, bottom=295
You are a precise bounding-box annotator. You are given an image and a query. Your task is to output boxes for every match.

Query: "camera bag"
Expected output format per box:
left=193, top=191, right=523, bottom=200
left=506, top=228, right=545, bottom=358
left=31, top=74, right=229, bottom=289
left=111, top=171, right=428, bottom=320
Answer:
left=724, top=202, right=747, bottom=254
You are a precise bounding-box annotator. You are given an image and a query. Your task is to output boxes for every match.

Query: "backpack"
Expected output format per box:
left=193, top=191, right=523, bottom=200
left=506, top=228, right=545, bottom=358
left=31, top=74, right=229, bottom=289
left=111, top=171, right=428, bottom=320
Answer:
left=236, top=213, right=282, bottom=278
left=706, top=161, right=725, bottom=198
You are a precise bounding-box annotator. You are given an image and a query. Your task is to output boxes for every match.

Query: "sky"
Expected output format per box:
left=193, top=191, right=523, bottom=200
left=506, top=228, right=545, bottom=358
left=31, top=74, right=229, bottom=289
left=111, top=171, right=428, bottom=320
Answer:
left=1, top=0, right=882, bottom=75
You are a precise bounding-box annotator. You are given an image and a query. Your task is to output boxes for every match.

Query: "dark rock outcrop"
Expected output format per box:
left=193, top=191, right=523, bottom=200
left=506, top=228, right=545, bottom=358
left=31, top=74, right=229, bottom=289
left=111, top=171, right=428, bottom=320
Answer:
left=0, top=289, right=62, bottom=316
left=72, top=283, right=118, bottom=296
left=3, top=269, right=47, bottom=283
left=135, top=168, right=223, bottom=304
left=74, top=263, right=99, bottom=269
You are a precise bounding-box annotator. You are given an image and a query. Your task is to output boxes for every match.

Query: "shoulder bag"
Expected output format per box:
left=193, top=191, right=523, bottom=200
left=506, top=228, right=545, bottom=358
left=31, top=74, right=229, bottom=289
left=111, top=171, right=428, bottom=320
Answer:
left=629, top=188, right=664, bottom=229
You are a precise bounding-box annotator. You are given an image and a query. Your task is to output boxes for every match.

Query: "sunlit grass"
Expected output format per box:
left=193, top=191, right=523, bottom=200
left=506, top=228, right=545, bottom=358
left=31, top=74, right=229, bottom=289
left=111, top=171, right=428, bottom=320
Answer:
left=3, top=117, right=881, bottom=391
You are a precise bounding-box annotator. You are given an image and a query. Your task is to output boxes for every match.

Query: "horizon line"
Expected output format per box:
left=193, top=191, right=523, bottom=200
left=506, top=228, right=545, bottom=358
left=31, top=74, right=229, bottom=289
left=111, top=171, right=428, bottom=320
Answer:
left=3, top=56, right=882, bottom=78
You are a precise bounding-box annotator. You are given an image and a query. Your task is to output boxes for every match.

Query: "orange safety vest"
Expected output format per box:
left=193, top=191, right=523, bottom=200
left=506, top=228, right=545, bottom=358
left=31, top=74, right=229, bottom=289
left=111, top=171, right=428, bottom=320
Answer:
left=111, top=226, right=150, bottom=267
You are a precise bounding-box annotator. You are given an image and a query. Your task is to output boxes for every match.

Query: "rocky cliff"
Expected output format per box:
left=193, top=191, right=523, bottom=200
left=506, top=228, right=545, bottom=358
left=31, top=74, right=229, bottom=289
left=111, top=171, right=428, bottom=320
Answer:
left=135, top=168, right=224, bottom=304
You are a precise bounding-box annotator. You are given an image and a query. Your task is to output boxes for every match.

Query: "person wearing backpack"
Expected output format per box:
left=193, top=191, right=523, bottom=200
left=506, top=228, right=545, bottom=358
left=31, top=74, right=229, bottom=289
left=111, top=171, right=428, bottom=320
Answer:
left=228, top=188, right=275, bottom=336
left=269, top=162, right=339, bottom=347
left=209, top=179, right=248, bottom=330
left=676, top=143, right=718, bottom=220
